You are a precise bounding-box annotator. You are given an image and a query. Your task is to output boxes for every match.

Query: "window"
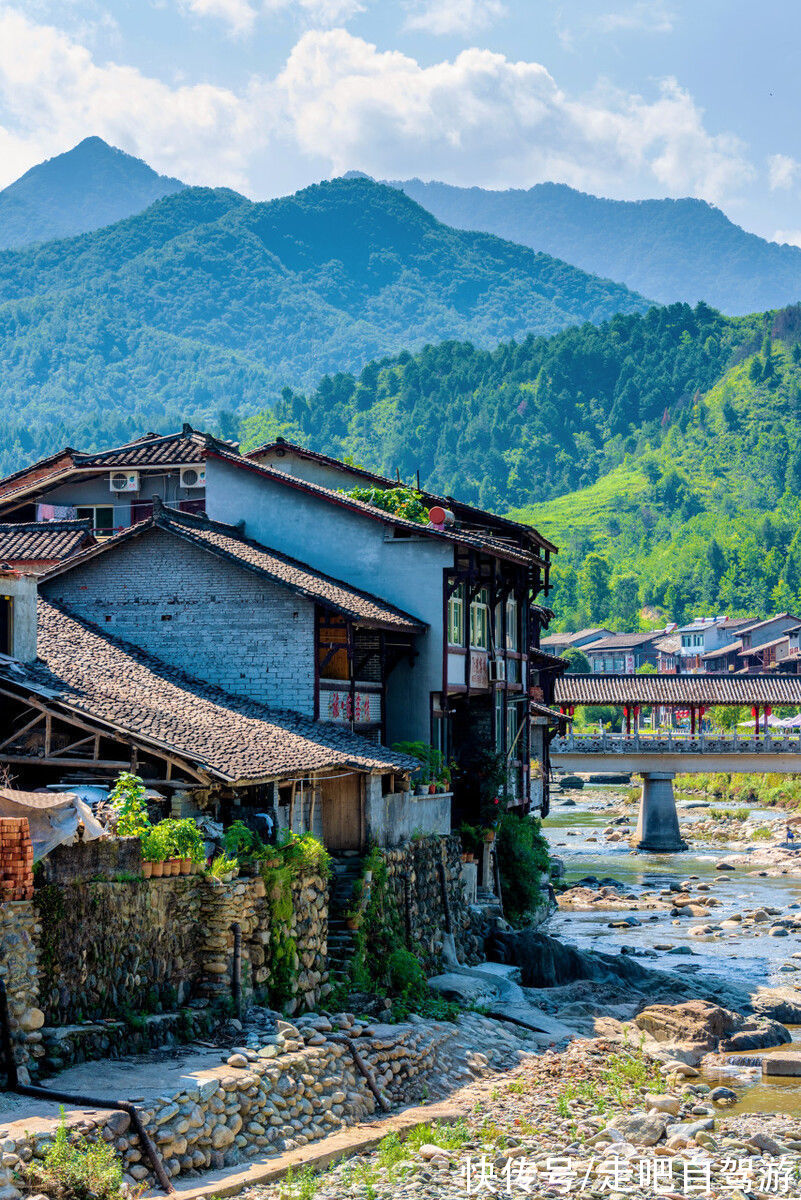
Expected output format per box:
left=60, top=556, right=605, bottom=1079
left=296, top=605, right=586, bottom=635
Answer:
left=0, top=596, right=12, bottom=655
left=448, top=586, right=465, bottom=646
left=76, top=505, right=114, bottom=536
left=494, top=692, right=504, bottom=750
left=507, top=702, right=520, bottom=757
left=505, top=597, right=519, bottom=651
left=469, top=587, right=490, bottom=649
left=681, top=635, right=690, bottom=648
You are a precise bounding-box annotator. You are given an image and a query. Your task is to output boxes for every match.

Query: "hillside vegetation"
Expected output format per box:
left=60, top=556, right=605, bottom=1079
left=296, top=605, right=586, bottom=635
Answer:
left=243, top=302, right=801, bottom=628
left=0, top=137, right=185, bottom=251
left=0, top=175, right=649, bottom=477
left=391, top=178, right=801, bottom=316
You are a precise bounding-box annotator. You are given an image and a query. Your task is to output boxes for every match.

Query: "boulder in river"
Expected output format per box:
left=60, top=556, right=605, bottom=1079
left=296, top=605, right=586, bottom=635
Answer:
left=605, top=1111, right=668, bottom=1146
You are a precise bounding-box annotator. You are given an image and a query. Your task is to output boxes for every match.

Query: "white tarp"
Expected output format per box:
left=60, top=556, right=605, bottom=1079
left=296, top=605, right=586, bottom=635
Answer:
left=0, top=789, right=105, bottom=861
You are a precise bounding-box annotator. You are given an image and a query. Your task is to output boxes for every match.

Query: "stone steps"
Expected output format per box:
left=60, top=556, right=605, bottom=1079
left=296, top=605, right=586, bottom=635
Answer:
left=327, top=854, right=366, bottom=984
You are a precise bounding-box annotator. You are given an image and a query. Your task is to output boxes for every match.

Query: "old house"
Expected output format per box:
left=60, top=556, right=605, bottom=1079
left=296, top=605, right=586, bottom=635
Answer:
left=540, top=628, right=611, bottom=657
left=0, top=521, right=96, bottom=574
left=584, top=630, right=665, bottom=674
left=0, top=426, right=227, bottom=534
left=200, top=441, right=563, bottom=817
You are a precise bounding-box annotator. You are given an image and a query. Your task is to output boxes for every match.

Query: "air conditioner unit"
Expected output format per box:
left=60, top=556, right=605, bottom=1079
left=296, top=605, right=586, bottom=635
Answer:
left=488, top=657, right=506, bottom=682
left=180, top=466, right=206, bottom=489
left=109, top=470, right=139, bottom=493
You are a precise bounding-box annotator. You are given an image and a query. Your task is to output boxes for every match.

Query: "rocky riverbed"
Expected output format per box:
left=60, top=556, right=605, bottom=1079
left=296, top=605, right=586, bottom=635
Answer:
left=242, top=1001, right=801, bottom=1200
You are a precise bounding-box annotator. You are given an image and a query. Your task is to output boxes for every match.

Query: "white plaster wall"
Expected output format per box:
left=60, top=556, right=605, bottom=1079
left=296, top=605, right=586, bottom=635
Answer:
left=205, top=456, right=451, bottom=744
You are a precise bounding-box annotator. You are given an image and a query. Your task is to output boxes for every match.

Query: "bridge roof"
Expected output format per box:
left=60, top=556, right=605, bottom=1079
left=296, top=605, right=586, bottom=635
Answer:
left=555, top=673, right=801, bottom=706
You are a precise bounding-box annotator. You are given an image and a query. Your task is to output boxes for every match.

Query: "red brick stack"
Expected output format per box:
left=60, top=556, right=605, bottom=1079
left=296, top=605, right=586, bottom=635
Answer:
left=0, top=819, right=33, bottom=901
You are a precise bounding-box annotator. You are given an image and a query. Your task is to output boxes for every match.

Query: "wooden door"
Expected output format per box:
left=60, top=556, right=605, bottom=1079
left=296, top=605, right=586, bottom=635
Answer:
left=321, top=773, right=362, bottom=852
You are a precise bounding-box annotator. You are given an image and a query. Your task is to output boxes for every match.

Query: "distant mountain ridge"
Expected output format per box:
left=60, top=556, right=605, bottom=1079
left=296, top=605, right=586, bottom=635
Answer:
left=388, top=177, right=801, bottom=316
left=0, top=137, right=185, bottom=250
left=0, top=174, right=650, bottom=477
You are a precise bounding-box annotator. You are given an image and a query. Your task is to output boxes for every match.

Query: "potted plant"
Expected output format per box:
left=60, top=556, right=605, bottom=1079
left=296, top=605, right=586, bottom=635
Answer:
left=168, top=818, right=204, bottom=875
left=141, top=824, right=168, bottom=877
left=210, top=852, right=239, bottom=883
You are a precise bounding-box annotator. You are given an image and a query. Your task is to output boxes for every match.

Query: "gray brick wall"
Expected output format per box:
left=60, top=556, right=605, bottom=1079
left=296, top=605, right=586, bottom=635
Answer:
left=43, top=529, right=315, bottom=715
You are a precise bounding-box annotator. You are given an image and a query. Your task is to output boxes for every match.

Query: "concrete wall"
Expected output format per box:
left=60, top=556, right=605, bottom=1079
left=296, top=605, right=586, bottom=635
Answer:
left=254, top=449, right=368, bottom=493
left=38, top=470, right=204, bottom=526
left=364, top=776, right=451, bottom=846
left=205, top=456, right=451, bottom=744
left=0, top=572, right=37, bottom=662
left=42, top=528, right=316, bottom=714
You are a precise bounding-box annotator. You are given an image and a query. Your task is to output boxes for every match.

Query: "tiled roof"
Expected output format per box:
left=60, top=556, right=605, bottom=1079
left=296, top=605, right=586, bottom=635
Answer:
left=738, top=635, right=791, bottom=656
left=541, top=628, right=608, bottom=649
left=738, top=612, right=800, bottom=635
left=0, top=521, right=94, bottom=566
left=703, top=640, right=742, bottom=661
left=654, top=635, right=680, bottom=654
left=2, top=600, right=418, bottom=783
left=207, top=449, right=540, bottom=568
left=0, top=427, right=239, bottom=509
left=555, top=673, right=801, bottom=706
left=584, top=631, right=662, bottom=651
left=43, top=504, right=424, bottom=633
left=246, top=438, right=558, bottom=554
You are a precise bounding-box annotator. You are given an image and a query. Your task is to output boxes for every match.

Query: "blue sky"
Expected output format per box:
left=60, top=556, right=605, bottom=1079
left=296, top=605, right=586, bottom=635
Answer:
left=1, top=0, right=800, bottom=242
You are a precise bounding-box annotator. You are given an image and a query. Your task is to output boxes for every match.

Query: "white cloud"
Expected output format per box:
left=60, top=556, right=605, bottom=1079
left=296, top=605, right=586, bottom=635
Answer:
left=773, top=229, right=801, bottom=249
left=0, top=7, right=264, bottom=189
left=595, top=2, right=673, bottom=34
left=768, top=153, right=800, bottom=191
left=404, top=0, right=506, bottom=37
left=182, top=0, right=366, bottom=34
left=0, top=12, right=756, bottom=209
left=179, top=0, right=258, bottom=37
left=277, top=31, right=753, bottom=203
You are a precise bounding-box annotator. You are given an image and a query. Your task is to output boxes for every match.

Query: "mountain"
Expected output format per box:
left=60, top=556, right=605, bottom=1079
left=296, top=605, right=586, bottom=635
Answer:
left=0, top=175, right=650, bottom=476
left=0, top=137, right=185, bottom=250
left=389, top=178, right=801, bottom=317
left=241, top=302, right=801, bottom=627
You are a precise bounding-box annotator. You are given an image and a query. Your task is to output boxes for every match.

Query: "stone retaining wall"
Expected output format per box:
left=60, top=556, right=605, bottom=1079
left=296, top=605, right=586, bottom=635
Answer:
left=380, top=834, right=483, bottom=969
left=39, top=1011, right=216, bottom=1076
left=35, top=879, right=203, bottom=1025
left=0, top=1010, right=537, bottom=1194
left=0, top=901, right=40, bottom=1084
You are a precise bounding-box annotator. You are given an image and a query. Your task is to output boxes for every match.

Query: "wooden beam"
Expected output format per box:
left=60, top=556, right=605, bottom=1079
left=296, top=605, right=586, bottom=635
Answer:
left=0, top=687, right=210, bottom=784
left=0, top=711, right=44, bottom=752
left=44, top=714, right=52, bottom=755
left=48, top=733, right=97, bottom=759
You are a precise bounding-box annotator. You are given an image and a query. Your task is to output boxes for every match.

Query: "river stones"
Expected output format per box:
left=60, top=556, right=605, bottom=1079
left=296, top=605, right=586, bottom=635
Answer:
left=710, top=1086, right=737, bottom=1105
left=644, top=1093, right=681, bottom=1114
left=605, top=1111, right=668, bottom=1146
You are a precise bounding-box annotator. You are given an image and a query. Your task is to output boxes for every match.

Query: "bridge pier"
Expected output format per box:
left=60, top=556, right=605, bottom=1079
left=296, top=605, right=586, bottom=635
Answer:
left=632, top=773, right=688, bottom=853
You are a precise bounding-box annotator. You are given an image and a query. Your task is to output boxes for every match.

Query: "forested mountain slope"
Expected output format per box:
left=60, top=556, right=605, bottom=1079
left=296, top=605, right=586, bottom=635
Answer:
left=242, top=302, right=801, bottom=627
left=0, top=138, right=185, bottom=250
left=0, top=175, right=649, bottom=476
left=390, top=177, right=801, bottom=316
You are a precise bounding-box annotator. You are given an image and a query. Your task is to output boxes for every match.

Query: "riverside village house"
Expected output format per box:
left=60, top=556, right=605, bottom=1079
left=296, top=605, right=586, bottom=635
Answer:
left=0, top=428, right=564, bottom=855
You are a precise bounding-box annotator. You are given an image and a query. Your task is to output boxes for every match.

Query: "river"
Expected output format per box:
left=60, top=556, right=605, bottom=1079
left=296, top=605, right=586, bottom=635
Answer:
left=542, top=784, right=801, bottom=1115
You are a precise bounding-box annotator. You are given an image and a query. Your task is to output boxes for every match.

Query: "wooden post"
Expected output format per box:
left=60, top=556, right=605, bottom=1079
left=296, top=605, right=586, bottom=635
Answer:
left=289, top=779, right=297, bottom=833
left=624, top=705, right=631, bottom=735
left=690, top=706, right=696, bottom=737
left=754, top=705, right=760, bottom=737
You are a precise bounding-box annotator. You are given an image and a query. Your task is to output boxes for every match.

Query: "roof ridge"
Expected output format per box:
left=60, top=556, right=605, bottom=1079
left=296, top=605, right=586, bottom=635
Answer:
left=0, top=518, right=92, bottom=531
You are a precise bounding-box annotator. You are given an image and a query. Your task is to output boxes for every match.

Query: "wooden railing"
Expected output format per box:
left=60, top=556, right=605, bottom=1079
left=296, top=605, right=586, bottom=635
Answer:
left=553, top=729, right=801, bottom=755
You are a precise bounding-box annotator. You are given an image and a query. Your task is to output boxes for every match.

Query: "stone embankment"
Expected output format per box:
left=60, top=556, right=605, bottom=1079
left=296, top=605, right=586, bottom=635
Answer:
left=0, top=1010, right=541, bottom=1197
left=240, top=1017, right=801, bottom=1200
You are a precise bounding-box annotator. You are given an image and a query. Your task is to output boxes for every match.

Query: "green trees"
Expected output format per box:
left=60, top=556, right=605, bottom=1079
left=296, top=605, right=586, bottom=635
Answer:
left=562, top=647, right=591, bottom=673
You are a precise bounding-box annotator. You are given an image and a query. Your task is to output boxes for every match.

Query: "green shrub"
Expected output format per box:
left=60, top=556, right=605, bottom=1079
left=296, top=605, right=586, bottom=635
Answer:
left=140, top=824, right=169, bottom=863
left=210, top=852, right=239, bottom=877
left=109, top=772, right=150, bottom=837
left=223, top=819, right=265, bottom=860
left=495, top=812, right=551, bottom=926
left=164, top=818, right=205, bottom=860
left=345, top=485, right=429, bottom=525
left=22, top=1115, right=131, bottom=1200
left=277, top=831, right=332, bottom=880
